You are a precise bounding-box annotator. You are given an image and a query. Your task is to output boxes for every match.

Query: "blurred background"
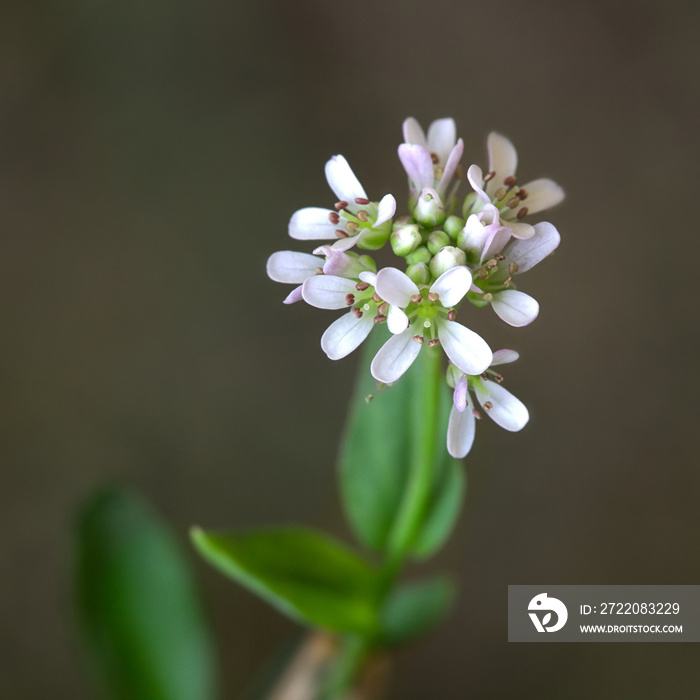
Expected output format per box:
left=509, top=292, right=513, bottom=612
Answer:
left=1, top=0, right=699, bottom=697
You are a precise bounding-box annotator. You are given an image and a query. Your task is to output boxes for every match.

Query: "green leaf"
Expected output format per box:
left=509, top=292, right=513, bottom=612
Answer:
left=380, top=576, right=456, bottom=646
left=191, top=527, right=379, bottom=636
left=75, top=486, right=217, bottom=700
left=339, top=328, right=465, bottom=557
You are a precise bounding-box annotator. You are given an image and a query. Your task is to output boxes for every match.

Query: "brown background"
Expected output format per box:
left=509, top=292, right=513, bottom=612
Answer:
left=1, top=0, right=699, bottom=698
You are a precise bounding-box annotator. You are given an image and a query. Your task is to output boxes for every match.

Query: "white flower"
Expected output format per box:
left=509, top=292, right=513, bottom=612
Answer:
left=370, top=266, right=492, bottom=384
left=471, top=221, right=561, bottom=327
left=288, top=155, right=396, bottom=252
left=398, top=117, right=464, bottom=203
left=464, top=132, right=564, bottom=246
left=446, top=349, right=529, bottom=458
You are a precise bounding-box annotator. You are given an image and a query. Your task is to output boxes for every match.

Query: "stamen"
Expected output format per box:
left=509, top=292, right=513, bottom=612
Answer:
left=356, top=210, right=369, bottom=222
left=377, top=302, right=388, bottom=316
left=447, top=310, right=456, bottom=321
left=472, top=408, right=482, bottom=420
left=335, top=229, right=349, bottom=238
left=412, top=335, right=424, bottom=344
left=495, top=254, right=506, bottom=261
left=503, top=175, right=517, bottom=187
left=428, top=338, right=440, bottom=348
left=335, top=200, right=349, bottom=210
left=494, top=373, right=504, bottom=383
left=482, top=293, right=493, bottom=302
left=504, top=277, right=512, bottom=287
left=483, top=401, right=493, bottom=411
left=506, top=196, right=520, bottom=209
left=483, top=170, right=496, bottom=183
left=345, top=293, right=355, bottom=306
left=508, top=262, right=519, bottom=274
left=374, top=314, right=387, bottom=324
left=455, top=165, right=463, bottom=178
left=410, top=294, right=422, bottom=304
left=328, top=212, right=340, bottom=225
left=494, top=187, right=507, bottom=201
left=430, top=152, right=439, bottom=164
left=354, top=197, right=370, bottom=205
left=477, top=269, right=489, bottom=280
left=485, top=259, right=498, bottom=269
left=315, top=267, right=324, bottom=275
left=355, top=281, right=370, bottom=291
left=516, top=207, right=528, bottom=220
left=352, top=307, right=363, bottom=318
left=517, top=189, right=528, bottom=200
left=427, top=292, right=439, bottom=302
left=346, top=221, right=359, bottom=233
left=372, top=292, right=382, bottom=303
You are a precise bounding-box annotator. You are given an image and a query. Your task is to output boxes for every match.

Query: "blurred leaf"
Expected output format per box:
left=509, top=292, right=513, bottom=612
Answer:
left=380, top=576, right=456, bottom=646
left=75, top=486, right=217, bottom=700
left=339, top=328, right=465, bottom=556
left=191, top=527, right=380, bottom=636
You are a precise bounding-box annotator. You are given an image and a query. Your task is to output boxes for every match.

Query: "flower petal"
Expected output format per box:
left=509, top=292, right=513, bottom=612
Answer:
left=375, top=193, right=397, bottom=226
left=387, top=305, right=409, bottom=334
left=436, top=320, right=492, bottom=375
left=324, top=155, right=368, bottom=203
left=474, top=380, right=529, bottom=432
left=491, top=290, right=539, bottom=327
left=491, top=349, right=520, bottom=366
left=398, top=143, right=434, bottom=193
left=438, top=138, right=464, bottom=197
left=466, top=164, right=489, bottom=203
left=506, top=220, right=536, bottom=239
left=375, top=267, right=419, bottom=307
left=447, top=404, right=476, bottom=459
left=289, top=207, right=337, bottom=240
left=486, top=132, right=518, bottom=196
left=402, top=117, right=426, bottom=146
left=521, top=178, right=564, bottom=214
left=426, top=118, right=456, bottom=165
left=370, top=328, right=422, bottom=384
left=429, top=266, right=472, bottom=308
left=506, top=221, right=561, bottom=273
left=283, top=285, right=303, bottom=304
left=321, top=311, right=374, bottom=360
left=453, top=375, right=469, bottom=411
left=266, top=251, right=321, bottom=283
left=302, top=275, right=358, bottom=309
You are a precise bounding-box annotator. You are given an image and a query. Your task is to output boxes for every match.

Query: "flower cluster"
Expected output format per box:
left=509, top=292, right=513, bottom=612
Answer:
left=267, top=118, right=563, bottom=458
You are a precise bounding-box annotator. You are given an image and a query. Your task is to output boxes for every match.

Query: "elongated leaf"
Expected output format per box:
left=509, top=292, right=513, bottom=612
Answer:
left=75, top=486, right=217, bottom=700
left=339, top=328, right=465, bottom=556
left=380, top=576, right=456, bottom=645
left=191, top=527, right=379, bottom=636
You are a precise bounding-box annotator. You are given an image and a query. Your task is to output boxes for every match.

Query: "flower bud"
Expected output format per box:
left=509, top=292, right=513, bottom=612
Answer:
left=414, top=187, right=446, bottom=227
left=444, top=215, right=465, bottom=240
left=427, top=230, right=450, bottom=255
left=405, top=262, right=430, bottom=286
left=429, top=246, right=466, bottom=278
left=390, top=223, right=422, bottom=257
left=406, top=245, right=431, bottom=265
left=356, top=218, right=392, bottom=251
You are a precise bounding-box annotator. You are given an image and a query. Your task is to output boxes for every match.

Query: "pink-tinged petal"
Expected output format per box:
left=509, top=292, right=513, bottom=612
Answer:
left=486, top=132, right=518, bottom=196
left=283, top=285, right=303, bottom=304
left=375, top=267, right=419, bottom=307
left=375, top=194, right=396, bottom=226
left=267, top=251, right=321, bottom=283
left=506, top=220, right=536, bottom=239
left=321, top=312, right=374, bottom=360
left=426, top=118, right=457, bottom=165
left=325, top=155, right=367, bottom=203
left=480, top=226, right=513, bottom=263
left=370, top=328, right=422, bottom=384
left=506, top=221, right=561, bottom=273
left=491, top=349, right=520, bottom=366
left=302, top=275, right=358, bottom=309
left=474, top=380, right=529, bottom=432
left=402, top=117, right=426, bottom=146
left=289, top=207, right=337, bottom=240
left=358, top=270, right=377, bottom=286
left=387, top=305, right=409, bottom=334
left=330, top=235, right=360, bottom=252
left=453, top=375, right=469, bottom=411
left=520, top=178, right=564, bottom=214
left=447, top=404, right=476, bottom=458
left=436, top=320, right=492, bottom=375
left=429, top=266, right=472, bottom=308
left=437, top=138, right=464, bottom=197
left=466, top=164, right=489, bottom=203
left=398, top=144, right=434, bottom=193
left=491, top=290, right=539, bottom=327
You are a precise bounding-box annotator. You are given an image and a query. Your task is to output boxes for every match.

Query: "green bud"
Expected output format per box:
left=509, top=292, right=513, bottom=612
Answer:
left=444, top=215, right=465, bottom=240
left=414, top=188, right=446, bottom=227
left=358, top=255, right=377, bottom=273
left=390, top=224, right=422, bottom=257
left=405, top=262, right=430, bottom=286
left=427, top=230, right=450, bottom=255
left=406, top=245, right=431, bottom=265
left=429, top=246, right=467, bottom=278
left=356, top=219, right=392, bottom=251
